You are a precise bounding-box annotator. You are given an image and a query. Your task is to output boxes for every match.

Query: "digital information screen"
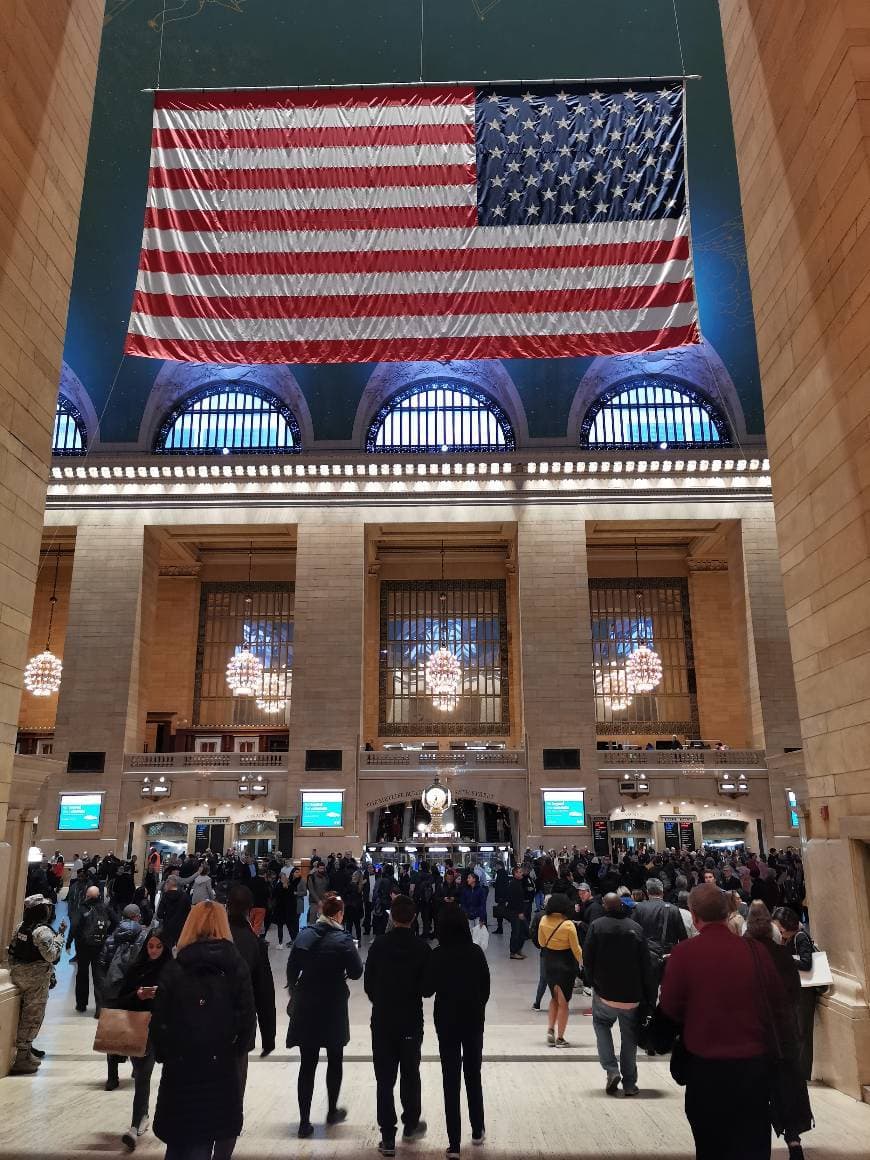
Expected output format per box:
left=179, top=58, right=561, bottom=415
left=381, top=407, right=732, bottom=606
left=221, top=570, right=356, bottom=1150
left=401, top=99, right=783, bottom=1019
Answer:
left=542, top=790, right=586, bottom=828
left=58, top=792, right=103, bottom=832
left=300, top=790, right=344, bottom=829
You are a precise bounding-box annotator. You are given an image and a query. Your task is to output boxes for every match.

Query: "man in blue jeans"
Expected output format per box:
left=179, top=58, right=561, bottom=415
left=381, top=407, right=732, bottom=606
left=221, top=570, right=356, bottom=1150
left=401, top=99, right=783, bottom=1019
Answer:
left=582, top=892, right=656, bottom=1096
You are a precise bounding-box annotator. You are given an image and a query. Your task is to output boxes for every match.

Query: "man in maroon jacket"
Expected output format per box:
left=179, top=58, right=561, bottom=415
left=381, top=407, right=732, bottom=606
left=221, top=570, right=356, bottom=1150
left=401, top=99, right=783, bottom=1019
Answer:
left=660, top=883, right=783, bottom=1160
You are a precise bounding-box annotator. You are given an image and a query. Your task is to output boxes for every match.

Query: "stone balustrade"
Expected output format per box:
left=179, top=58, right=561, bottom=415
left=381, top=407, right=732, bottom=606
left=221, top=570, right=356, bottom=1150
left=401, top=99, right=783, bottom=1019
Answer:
left=124, top=751, right=288, bottom=772
left=360, top=748, right=525, bottom=773
left=597, top=748, right=766, bottom=769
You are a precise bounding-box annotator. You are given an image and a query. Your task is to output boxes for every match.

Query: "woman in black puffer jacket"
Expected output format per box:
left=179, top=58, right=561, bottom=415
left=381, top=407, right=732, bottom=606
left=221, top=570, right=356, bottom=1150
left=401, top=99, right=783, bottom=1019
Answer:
left=150, top=901, right=256, bottom=1160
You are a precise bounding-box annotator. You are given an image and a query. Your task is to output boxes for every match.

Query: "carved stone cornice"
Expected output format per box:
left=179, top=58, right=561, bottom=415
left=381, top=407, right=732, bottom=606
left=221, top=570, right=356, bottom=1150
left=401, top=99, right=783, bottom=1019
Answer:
left=159, top=564, right=203, bottom=577
left=687, top=558, right=728, bottom=572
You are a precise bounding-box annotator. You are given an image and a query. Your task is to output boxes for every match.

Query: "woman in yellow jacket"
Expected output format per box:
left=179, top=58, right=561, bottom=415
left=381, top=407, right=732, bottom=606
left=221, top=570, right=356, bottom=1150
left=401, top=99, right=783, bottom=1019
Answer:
left=537, top=893, right=583, bottom=1047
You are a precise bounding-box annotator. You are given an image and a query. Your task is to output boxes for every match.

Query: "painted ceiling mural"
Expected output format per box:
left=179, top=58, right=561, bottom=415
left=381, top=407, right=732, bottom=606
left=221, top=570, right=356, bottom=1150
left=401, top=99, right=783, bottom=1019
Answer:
left=64, top=0, right=762, bottom=444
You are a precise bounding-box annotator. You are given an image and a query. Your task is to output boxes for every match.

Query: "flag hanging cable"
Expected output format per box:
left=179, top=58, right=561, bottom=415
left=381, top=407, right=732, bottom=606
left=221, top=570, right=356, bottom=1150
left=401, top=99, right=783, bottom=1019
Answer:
left=126, top=81, right=701, bottom=365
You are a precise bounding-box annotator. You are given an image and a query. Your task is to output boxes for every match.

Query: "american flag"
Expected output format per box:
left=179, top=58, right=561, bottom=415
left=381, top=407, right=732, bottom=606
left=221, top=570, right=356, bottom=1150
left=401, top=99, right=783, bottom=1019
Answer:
left=126, top=83, right=699, bottom=365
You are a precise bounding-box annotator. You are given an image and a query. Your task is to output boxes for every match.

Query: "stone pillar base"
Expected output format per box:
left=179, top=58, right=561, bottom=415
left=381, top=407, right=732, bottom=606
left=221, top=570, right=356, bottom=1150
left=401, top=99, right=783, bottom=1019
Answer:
left=0, top=969, right=20, bottom=1078
left=814, top=976, right=870, bottom=1100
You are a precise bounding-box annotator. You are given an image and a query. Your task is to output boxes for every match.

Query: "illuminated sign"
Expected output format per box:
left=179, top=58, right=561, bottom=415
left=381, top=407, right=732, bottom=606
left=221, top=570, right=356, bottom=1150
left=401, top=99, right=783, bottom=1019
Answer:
left=58, top=793, right=103, bottom=832
left=542, top=790, right=586, bottom=828
left=300, top=790, right=344, bottom=829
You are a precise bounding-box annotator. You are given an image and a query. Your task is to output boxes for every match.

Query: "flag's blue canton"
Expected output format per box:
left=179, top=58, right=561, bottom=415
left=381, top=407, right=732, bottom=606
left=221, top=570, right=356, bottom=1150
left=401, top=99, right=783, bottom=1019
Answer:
left=475, top=86, right=685, bottom=227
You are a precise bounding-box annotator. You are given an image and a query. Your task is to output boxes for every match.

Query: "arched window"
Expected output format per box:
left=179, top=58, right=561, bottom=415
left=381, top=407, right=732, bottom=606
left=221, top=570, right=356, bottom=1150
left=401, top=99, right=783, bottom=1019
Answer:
left=52, top=396, right=87, bottom=455
left=154, top=385, right=301, bottom=454
left=580, top=377, right=730, bottom=449
left=366, top=382, right=515, bottom=453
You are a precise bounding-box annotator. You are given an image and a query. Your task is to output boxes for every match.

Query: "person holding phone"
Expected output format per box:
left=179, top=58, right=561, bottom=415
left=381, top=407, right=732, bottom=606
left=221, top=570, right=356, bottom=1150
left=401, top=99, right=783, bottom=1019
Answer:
left=113, top=928, right=171, bottom=1152
left=7, top=894, right=66, bottom=1073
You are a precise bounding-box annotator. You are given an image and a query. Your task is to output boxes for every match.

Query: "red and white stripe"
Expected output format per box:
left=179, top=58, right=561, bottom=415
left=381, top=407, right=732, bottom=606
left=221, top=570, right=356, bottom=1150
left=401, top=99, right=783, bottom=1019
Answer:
left=126, top=86, right=699, bottom=365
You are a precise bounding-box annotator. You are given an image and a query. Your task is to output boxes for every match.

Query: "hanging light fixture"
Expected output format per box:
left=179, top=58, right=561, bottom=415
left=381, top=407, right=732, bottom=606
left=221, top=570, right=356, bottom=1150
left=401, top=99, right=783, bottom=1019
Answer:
left=256, top=667, right=291, bottom=714
left=23, top=546, right=63, bottom=697
left=426, top=541, right=461, bottom=711
left=625, top=538, right=663, bottom=694
left=596, top=664, right=633, bottom=712
left=226, top=544, right=264, bottom=696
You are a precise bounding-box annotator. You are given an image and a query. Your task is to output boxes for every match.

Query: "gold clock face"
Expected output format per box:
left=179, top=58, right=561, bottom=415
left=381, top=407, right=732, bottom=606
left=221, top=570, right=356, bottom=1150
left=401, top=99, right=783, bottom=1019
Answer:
left=423, top=786, right=449, bottom=812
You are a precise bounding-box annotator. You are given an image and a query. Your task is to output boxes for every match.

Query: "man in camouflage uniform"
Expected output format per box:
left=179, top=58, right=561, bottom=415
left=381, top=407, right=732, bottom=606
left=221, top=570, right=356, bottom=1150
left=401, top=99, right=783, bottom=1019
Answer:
left=7, top=894, right=65, bottom=1074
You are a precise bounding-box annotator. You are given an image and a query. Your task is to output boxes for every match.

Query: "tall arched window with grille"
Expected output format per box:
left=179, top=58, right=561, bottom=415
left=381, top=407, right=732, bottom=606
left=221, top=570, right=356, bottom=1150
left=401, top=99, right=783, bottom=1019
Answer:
left=154, top=385, right=302, bottom=454
left=580, top=378, right=730, bottom=449
left=52, top=396, right=87, bottom=455
left=366, top=382, right=515, bottom=453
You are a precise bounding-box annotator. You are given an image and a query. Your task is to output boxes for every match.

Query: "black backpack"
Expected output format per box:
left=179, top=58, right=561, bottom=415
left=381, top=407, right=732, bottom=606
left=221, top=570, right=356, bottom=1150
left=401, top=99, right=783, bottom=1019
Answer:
left=79, top=907, right=111, bottom=950
left=160, top=962, right=238, bottom=1060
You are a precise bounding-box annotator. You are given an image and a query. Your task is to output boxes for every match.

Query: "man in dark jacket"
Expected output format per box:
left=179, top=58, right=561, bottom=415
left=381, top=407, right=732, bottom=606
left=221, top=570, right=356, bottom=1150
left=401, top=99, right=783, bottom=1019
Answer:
left=364, top=894, right=431, bottom=1156
left=155, top=877, right=191, bottom=948
left=583, top=893, right=656, bottom=1097
left=632, top=877, right=687, bottom=978
left=576, top=882, right=605, bottom=946
left=506, top=866, right=529, bottom=959
left=73, top=885, right=117, bottom=1014
left=227, top=884, right=276, bottom=1059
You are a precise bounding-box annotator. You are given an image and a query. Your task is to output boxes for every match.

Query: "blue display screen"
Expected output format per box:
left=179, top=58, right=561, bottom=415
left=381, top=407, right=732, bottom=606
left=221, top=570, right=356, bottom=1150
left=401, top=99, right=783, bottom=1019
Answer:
left=542, top=791, right=586, bottom=828
left=58, top=793, right=103, bottom=831
left=300, top=791, right=343, bottom=829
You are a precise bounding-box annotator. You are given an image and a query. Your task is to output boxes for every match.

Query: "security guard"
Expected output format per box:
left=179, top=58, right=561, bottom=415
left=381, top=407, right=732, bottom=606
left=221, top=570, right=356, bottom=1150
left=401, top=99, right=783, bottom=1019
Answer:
left=7, top=894, right=65, bottom=1074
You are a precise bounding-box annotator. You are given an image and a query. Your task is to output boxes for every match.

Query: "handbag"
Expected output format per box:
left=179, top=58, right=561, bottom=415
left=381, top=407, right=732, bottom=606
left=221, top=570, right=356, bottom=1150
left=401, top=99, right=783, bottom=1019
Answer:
left=93, top=1008, right=151, bottom=1057
left=799, top=950, right=832, bottom=990
left=471, top=923, right=490, bottom=953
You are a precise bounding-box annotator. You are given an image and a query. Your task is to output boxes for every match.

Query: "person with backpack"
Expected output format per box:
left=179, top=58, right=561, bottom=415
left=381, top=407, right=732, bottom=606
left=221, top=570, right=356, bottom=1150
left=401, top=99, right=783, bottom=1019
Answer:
left=155, top=875, right=191, bottom=948
left=631, top=877, right=687, bottom=983
left=73, top=885, right=117, bottom=1014
left=150, top=901, right=256, bottom=1160
left=286, top=891, right=363, bottom=1138
left=371, top=866, right=395, bottom=937
left=7, top=894, right=66, bottom=1073
left=100, top=903, right=149, bottom=1090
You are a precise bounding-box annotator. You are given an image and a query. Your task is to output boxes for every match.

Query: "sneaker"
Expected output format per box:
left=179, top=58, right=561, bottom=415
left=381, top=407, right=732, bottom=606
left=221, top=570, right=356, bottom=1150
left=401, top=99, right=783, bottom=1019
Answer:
left=121, top=1128, right=137, bottom=1152
left=554, top=1037, right=571, bottom=1048
left=403, top=1120, right=427, bottom=1141
left=136, top=1114, right=150, bottom=1136
left=472, top=1130, right=486, bottom=1145
left=378, top=1143, right=396, bottom=1157
left=446, top=1151, right=461, bottom=1160
left=531, top=1003, right=541, bottom=1011
left=547, top=1028, right=556, bottom=1047
left=509, top=953, right=525, bottom=960
left=605, top=1072, right=621, bottom=1095
left=326, top=1107, right=347, bottom=1125
left=298, top=1121, right=314, bottom=1139
left=622, top=1085, right=640, bottom=1097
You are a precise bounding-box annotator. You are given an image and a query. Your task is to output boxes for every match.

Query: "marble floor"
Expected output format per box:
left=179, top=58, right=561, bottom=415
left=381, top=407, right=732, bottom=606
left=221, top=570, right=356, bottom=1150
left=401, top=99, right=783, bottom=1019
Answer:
left=3, top=917, right=869, bottom=1159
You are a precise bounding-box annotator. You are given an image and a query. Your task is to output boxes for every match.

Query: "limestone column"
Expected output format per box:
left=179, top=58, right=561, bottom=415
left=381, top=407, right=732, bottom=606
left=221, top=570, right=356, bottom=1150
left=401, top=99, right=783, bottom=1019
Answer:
left=287, top=521, right=364, bottom=853
left=720, top=0, right=870, bottom=1096
left=517, top=509, right=597, bottom=850
left=46, top=524, right=160, bottom=848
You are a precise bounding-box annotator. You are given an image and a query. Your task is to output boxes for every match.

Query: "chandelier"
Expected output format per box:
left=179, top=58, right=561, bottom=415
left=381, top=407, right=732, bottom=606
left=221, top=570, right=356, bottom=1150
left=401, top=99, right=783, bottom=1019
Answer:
left=596, top=665, right=633, bottom=711
left=624, top=539, right=663, bottom=695
left=426, top=542, right=461, bottom=711
left=24, top=547, right=63, bottom=696
left=226, top=545, right=263, bottom=696
left=256, top=668, right=291, bottom=714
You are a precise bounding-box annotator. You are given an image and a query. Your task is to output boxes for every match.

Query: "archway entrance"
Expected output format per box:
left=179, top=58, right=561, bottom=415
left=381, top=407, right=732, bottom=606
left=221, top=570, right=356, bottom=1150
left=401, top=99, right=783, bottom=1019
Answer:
left=369, top=799, right=517, bottom=847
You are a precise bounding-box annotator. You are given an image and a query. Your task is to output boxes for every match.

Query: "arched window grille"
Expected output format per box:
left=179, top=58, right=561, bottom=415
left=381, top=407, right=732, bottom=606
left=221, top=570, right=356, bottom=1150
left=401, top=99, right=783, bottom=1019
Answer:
left=580, top=378, right=730, bottom=449
left=154, top=385, right=301, bottom=454
left=366, top=382, right=515, bottom=453
left=52, top=396, right=87, bottom=455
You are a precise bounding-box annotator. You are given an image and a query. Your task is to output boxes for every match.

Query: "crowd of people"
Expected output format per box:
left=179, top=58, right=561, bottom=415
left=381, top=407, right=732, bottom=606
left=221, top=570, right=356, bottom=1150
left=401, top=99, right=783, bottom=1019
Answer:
left=6, top=839, right=822, bottom=1160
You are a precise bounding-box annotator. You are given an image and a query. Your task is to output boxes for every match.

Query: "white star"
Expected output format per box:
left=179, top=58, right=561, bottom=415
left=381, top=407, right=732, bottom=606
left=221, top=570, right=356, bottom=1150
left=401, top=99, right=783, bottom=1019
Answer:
left=593, top=171, right=607, bottom=184
left=647, top=185, right=659, bottom=197
left=542, top=188, right=556, bottom=201
left=575, top=158, right=592, bottom=171
left=626, top=142, right=640, bottom=155
left=626, top=170, right=642, bottom=183
left=559, top=202, right=573, bottom=214
left=630, top=199, right=644, bottom=211
left=508, top=189, right=521, bottom=201
left=487, top=118, right=500, bottom=131
left=541, top=130, right=554, bottom=143
left=576, top=188, right=591, bottom=200
left=661, top=140, right=674, bottom=151
left=523, top=145, right=537, bottom=158
left=558, top=144, right=572, bottom=157
left=556, top=89, right=570, bottom=102
left=612, top=155, right=625, bottom=168
left=490, top=175, right=504, bottom=188
left=491, top=204, right=505, bottom=217
left=526, top=203, right=540, bottom=217
left=577, top=104, right=587, bottom=116
left=589, top=89, right=604, bottom=101
left=524, top=173, right=540, bottom=186
left=625, top=88, right=637, bottom=101
left=594, top=200, right=608, bottom=213
left=609, top=129, right=623, bottom=141
left=522, top=117, right=536, bottom=131
left=662, top=167, right=675, bottom=180
left=556, top=116, right=571, bottom=130
left=612, top=184, right=625, bottom=197
left=625, top=115, right=639, bottom=128
left=593, top=143, right=606, bottom=156
left=505, top=103, right=519, bottom=117
left=487, top=91, right=500, bottom=103
left=521, top=90, right=535, bottom=102
left=643, top=155, right=657, bottom=167
left=489, top=145, right=504, bottom=160
left=541, top=103, right=553, bottom=116
left=658, top=88, right=672, bottom=100
left=541, top=159, right=556, bottom=172
left=643, top=101, right=654, bottom=113
left=506, top=160, right=521, bottom=172
left=591, top=116, right=605, bottom=128
left=643, top=127, right=656, bottom=140
left=558, top=173, right=572, bottom=185
left=576, top=131, right=590, bottom=143
left=661, top=114, right=673, bottom=125
left=506, top=131, right=520, bottom=144
left=665, top=197, right=677, bottom=210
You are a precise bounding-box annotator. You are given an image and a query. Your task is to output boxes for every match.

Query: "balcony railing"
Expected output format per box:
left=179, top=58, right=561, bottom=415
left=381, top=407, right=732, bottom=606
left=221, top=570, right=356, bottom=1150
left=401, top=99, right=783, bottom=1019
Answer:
left=360, top=748, right=525, bottom=774
left=124, top=752, right=288, bottom=772
left=598, top=748, right=765, bottom=770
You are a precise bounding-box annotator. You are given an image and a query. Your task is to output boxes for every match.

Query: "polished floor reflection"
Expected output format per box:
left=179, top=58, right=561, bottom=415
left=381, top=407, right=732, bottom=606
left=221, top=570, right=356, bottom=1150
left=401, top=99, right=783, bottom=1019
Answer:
left=3, top=919, right=869, bottom=1159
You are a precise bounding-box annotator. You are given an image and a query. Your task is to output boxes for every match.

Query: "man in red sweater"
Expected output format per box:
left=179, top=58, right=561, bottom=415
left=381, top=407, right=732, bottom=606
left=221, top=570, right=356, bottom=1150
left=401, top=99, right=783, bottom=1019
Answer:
left=660, top=883, right=783, bottom=1160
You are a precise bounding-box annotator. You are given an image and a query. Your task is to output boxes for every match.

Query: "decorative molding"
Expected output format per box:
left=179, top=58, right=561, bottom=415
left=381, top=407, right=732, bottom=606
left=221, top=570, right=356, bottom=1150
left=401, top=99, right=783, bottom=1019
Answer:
left=687, top=558, right=729, bottom=572
left=159, top=564, right=203, bottom=577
